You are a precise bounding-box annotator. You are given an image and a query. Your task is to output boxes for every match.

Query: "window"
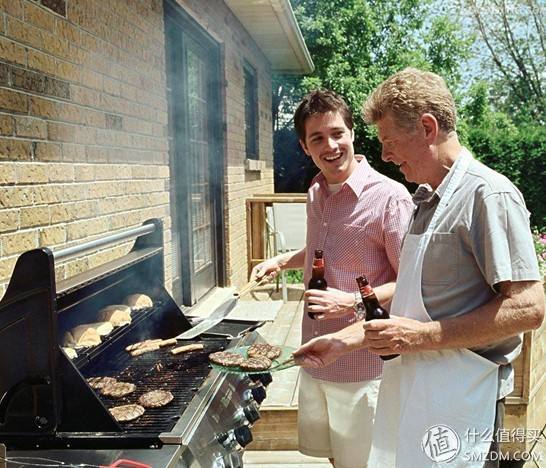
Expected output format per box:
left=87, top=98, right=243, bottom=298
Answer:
left=244, top=62, right=258, bottom=160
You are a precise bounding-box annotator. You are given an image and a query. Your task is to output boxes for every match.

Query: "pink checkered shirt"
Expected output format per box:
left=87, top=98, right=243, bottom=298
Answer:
left=303, top=156, right=414, bottom=382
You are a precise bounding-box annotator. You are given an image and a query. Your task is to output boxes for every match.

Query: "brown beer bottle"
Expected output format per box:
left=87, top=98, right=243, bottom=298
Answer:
left=356, top=275, right=399, bottom=360
left=307, top=250, right=327, bottom=319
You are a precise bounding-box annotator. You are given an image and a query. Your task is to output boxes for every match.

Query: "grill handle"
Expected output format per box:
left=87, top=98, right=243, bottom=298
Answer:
left=53, top=222, right=156, bottom=262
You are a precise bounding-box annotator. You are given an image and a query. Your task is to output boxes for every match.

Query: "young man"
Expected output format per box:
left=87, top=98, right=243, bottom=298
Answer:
left=251, top=89, right=413, bottom=468
left=294, top=69, right=545, bottom=467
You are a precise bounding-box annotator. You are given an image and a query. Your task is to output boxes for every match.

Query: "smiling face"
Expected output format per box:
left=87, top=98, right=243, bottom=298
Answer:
left=300, top=111, right=358, bottom=184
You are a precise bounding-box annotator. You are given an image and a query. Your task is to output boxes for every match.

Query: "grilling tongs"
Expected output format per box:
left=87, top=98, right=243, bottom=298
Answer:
left=176, top=276, right=271, bottom=340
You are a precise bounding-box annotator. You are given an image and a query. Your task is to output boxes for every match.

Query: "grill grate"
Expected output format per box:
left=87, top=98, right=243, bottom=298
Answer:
left=84, top=338, right=229, bottom=434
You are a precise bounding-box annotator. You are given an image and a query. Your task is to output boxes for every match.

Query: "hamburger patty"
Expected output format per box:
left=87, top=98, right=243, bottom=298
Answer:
left=138, top=389, right=174, bottom=408
left=247, top=343, right=282, bottom=360
left=100, top=381, right=136, bottom=398
left=208, top=351, right=245, bottom=367
left=239, top=356, right=272, bottom=371
left=87, top=376, right=117, bottom=390
left=109, top=404, right=145, bottom=422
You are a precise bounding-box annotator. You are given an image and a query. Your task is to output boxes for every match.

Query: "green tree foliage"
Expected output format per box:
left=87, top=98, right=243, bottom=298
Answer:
left=273, top=0, right=472, bottom=190
left=460, top=83, right=546, bottom=227
left=463, top=0, right=545, bottom=120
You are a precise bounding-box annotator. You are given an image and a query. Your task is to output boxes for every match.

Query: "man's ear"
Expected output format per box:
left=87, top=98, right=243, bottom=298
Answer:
left=299, top=139, right=311, bottom=156
left=421, top=114, right=438, bottom=143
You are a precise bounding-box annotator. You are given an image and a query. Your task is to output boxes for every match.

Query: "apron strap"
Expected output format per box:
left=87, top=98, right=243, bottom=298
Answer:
left=427, top=149, right=472, bottom=234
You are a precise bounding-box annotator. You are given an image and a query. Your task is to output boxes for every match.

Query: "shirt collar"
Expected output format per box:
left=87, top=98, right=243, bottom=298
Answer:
left=411, top=148, right=470, bottom=205
left=317, top=155, right=371, bottom=198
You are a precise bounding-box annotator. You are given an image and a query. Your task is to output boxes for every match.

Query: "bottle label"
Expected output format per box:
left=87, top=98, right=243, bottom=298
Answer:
left=359, top=284, right=373, bottom=297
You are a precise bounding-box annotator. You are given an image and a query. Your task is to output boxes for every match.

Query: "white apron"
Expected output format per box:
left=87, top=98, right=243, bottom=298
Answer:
left=368, top=150, right=498, bottom=468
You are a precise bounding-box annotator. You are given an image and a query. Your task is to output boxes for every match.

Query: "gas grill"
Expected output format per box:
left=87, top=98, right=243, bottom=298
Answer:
left=0, top=219, right=271, bottom=467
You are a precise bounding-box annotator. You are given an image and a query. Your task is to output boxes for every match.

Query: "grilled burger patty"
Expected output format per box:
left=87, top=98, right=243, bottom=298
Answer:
left=100, top=381, right=136, bottom=398
left=109, top=404, right=145, bottom=422
left=138, top=389, right=174, bottom=408
left=247, top=343, right=282, bottom=360
left=208, top=351, right=245, bottom=367
left=87, top=376, right=117, bottom=390
left=239, top=356, right=272, bottom=371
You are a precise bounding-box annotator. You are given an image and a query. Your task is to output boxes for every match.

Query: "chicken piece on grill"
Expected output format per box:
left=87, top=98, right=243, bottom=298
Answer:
left=138, top=389, right=174, bottom=408
left=87, top=376, right=117, bottom=390
left=100, top=381, right=136, bottom=398
left=109, top=404, right=145, bottom=422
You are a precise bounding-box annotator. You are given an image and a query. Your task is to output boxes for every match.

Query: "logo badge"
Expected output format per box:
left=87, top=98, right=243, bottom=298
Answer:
left=421, top=424, right=461, bottom=463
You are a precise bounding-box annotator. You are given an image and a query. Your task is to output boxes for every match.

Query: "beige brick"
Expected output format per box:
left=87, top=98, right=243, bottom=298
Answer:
left=2, top=230, right=38, bottom=255
left=69, top=200, right=95, bottom=220
left=28, top=49, right=56, bottom=75
left=33, top=185, right=63, bottom=204
left=0, top=138, right=32, bottom=160
left=38, top=225, right=66, bottom=246
left=0, top=35, right=27, bottom=66
left=80, top=69, right=102, bottom=90
left=66, top=217, right=109, bottom=241
left=0, top=88, right=28, bottom=113
left=63, top=184, right=88, bottom=202
left=29, top=96, right=59, bottom=120
left=20, top=205, right=50, bottom=227
left=0, top=162, right=16, bottom=183
left=73, top=126, right=96, bottom=144
left=0, top=186, right=32, bottom=207
left=73, top=165, right=94, bottom=181
left=7, top=17, right=43, bottom=50
left=35, top=142, right=62, bottom=161
left=61, top=143, right=86, bottom=162
left=56, top=19, right=80, bottom=45
left=0, top=208, right=19, bottom=232
left=64, top=258, right=89, bottom=277
left=48, top=163, right=74, bottom=182
left=48, top=122, right=75, bottom=142
left=0, top=115, right=14, bottom=136
left=50, top=203, right=70, bottom=223
left=16, top=164, right=48, bottom=183
left=0, top=0, right=23, bottom=18
left=23, top=2, right=55, bottom=32
left=15, top=116, right=47, bottom=139
left=0, top=256, right=17, bottom=281
left=56, top=59, right=80, bottom=82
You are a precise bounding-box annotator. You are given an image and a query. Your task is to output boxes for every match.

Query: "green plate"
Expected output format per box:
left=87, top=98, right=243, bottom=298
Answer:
left=210, top=345, right=296, bottom=374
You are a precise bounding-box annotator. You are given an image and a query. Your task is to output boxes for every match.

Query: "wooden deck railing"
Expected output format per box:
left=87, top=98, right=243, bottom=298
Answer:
left=246, top=193, right=306, bottom=276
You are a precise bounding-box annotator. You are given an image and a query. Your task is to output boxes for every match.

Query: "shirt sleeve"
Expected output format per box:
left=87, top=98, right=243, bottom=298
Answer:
left=383, top=195, right=414, bottom=273
left=471, top=190, right=540, bottom=289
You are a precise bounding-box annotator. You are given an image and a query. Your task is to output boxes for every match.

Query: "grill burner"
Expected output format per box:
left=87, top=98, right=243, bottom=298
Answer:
left=0, top=219, right=270, bottom=467
left=86, top=338, right=227, bottom=435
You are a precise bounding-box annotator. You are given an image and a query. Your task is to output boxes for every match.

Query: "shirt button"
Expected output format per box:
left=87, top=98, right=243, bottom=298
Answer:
left=313, top=331, right=319, bottom=336
left=323, top=222, right=327, bottom=227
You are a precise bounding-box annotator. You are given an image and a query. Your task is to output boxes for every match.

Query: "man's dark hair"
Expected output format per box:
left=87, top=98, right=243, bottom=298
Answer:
left=294, top=89, right=353, bottom=140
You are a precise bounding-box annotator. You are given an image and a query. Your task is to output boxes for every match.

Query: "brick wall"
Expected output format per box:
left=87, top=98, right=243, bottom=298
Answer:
left=0, top=0, right=274, bottom=299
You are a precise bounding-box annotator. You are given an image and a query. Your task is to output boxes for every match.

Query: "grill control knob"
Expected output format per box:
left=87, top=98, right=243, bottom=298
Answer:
left=243, top=403, right=260, bottom=424
left=234, top=425, right=253, bottom=448
left=250, top=372, right=272, bottom=387
left=250, top=385, right=267, bottom=404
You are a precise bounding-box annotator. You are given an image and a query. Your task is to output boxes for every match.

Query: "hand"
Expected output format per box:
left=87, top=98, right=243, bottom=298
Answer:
left=362, top=316, right=435, bottom=355
left=293, top=321, right=367, bottom=367
left=293, top=334, right=351, bottom=368
left=250, top=258, right=281, bottom=283
left=304, top=287, right=354, bottom=320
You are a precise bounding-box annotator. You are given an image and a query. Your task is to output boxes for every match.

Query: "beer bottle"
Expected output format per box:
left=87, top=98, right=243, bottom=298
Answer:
left=307, top=249, right=327, bottom=319
left=356, top=275, right=399, bottom=360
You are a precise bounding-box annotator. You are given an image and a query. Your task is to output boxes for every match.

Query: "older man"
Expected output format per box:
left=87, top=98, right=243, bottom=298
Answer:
left=294, top=68, right=544, bottom=467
